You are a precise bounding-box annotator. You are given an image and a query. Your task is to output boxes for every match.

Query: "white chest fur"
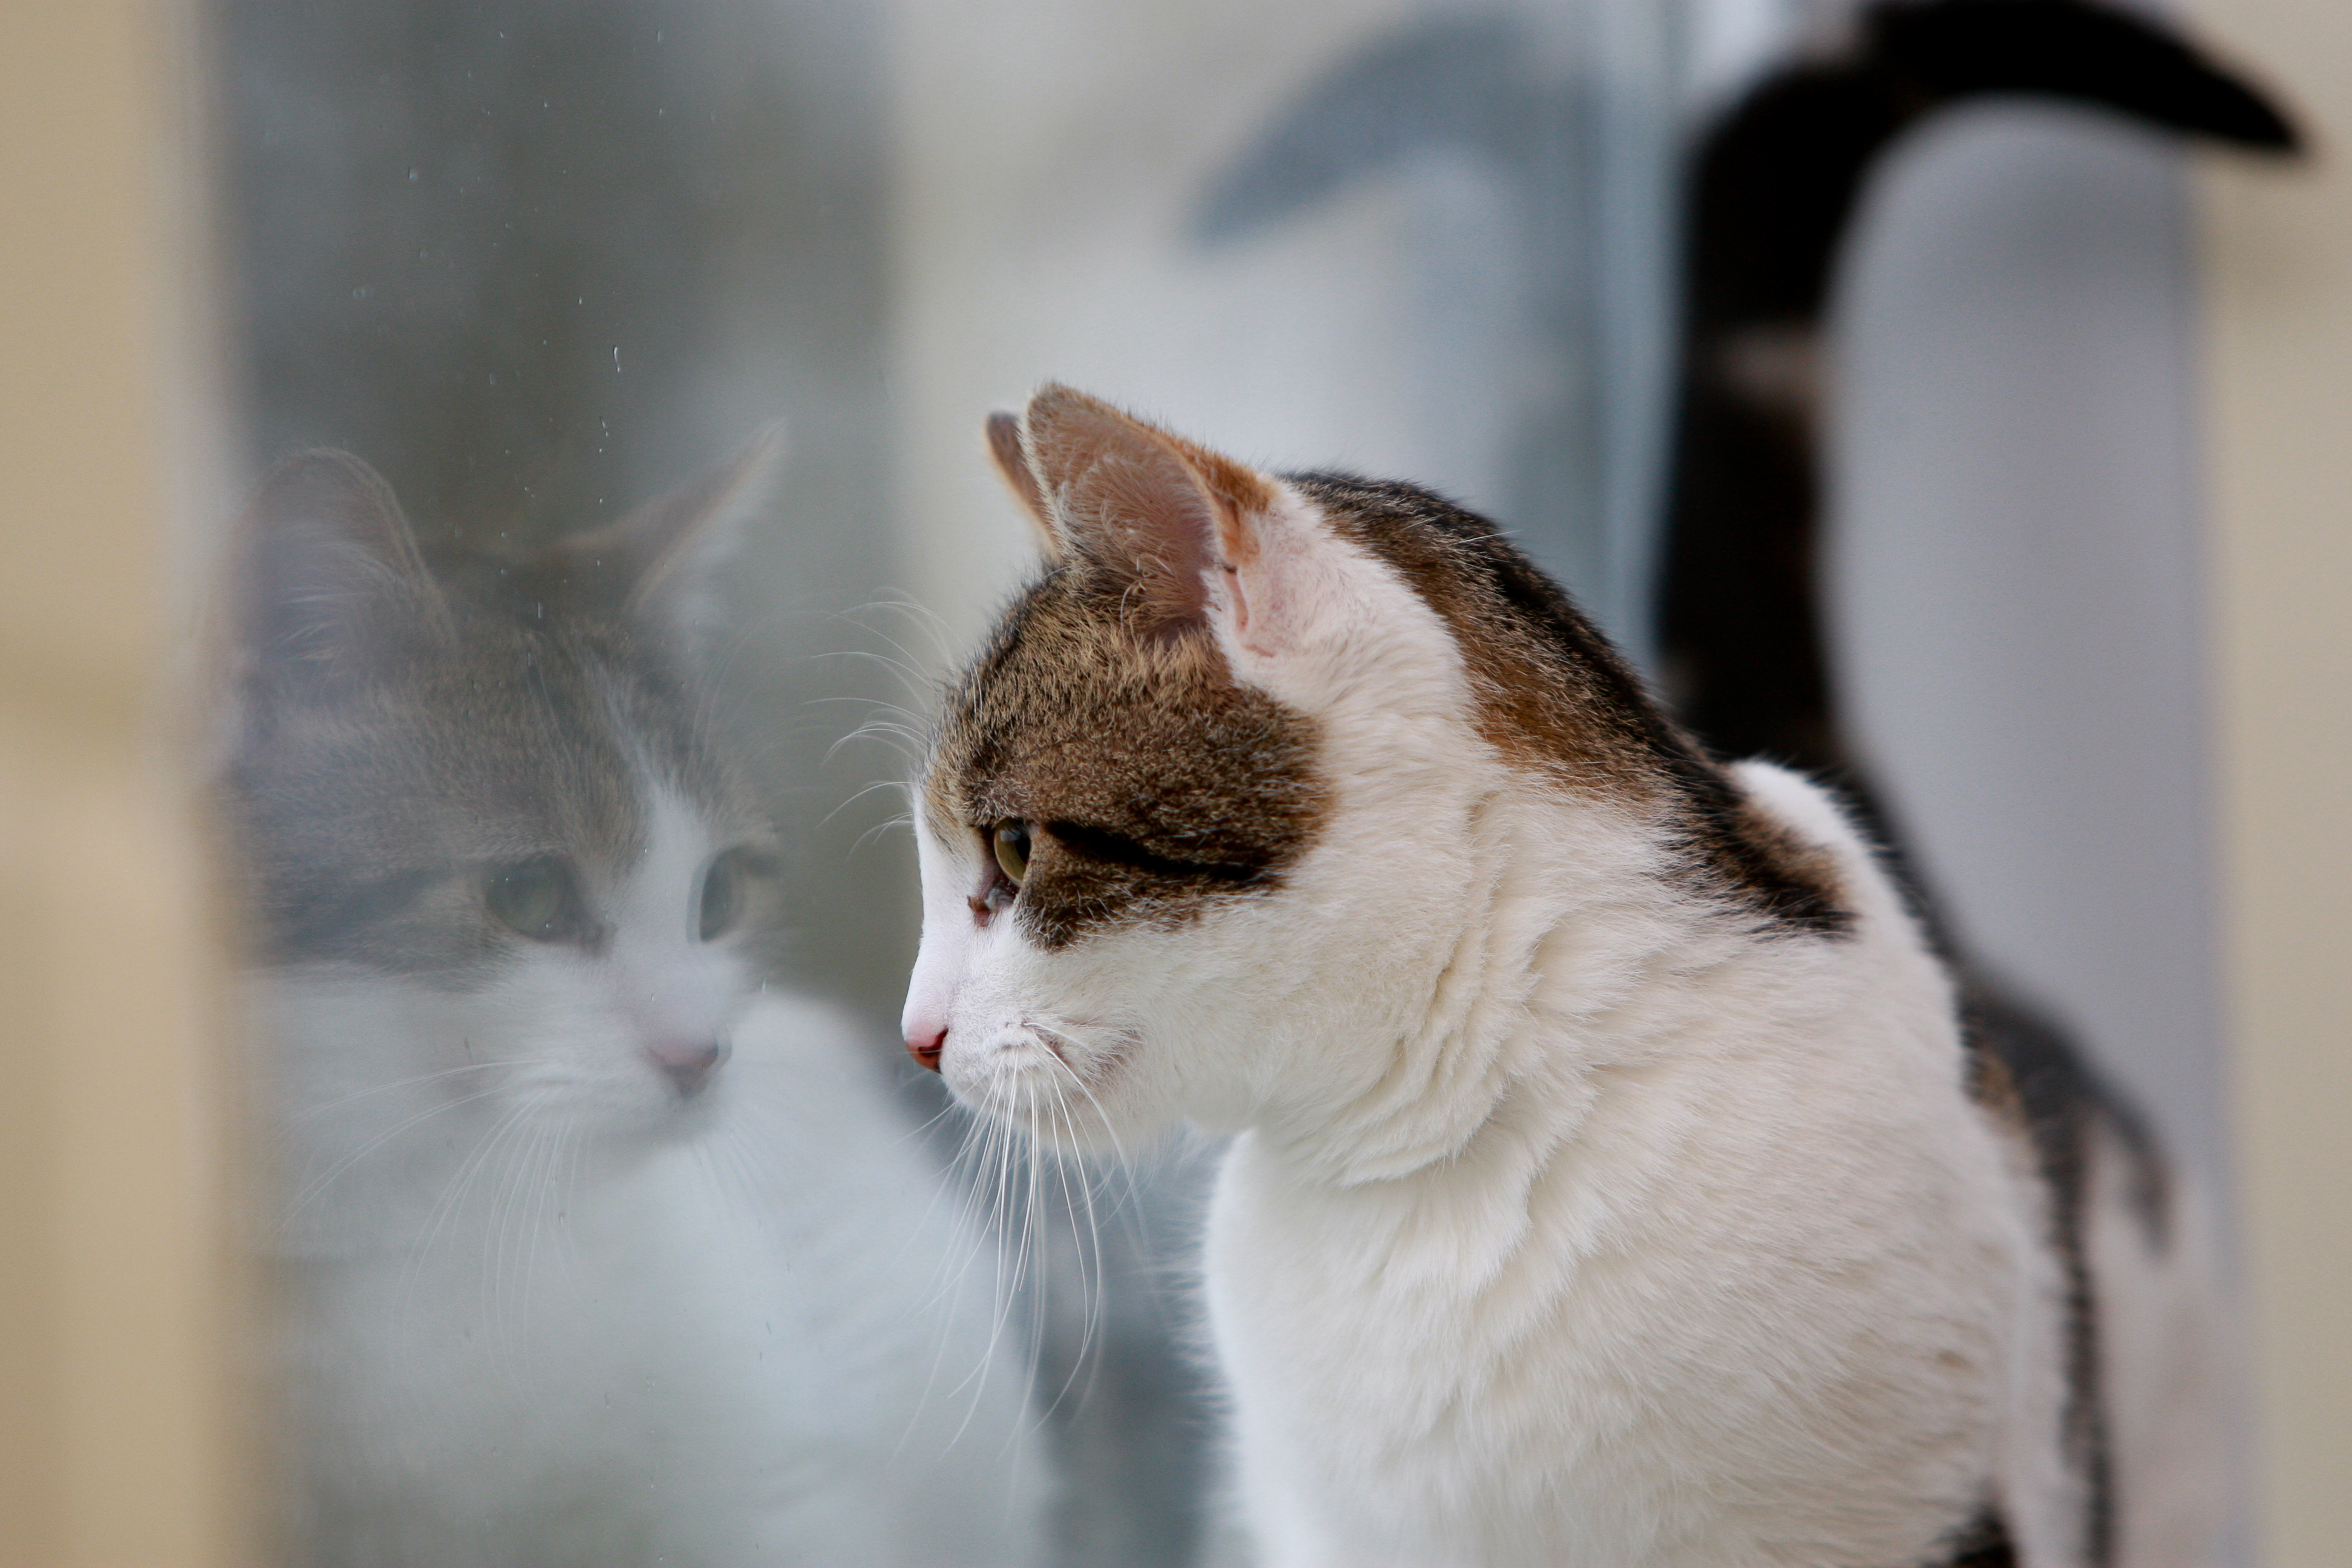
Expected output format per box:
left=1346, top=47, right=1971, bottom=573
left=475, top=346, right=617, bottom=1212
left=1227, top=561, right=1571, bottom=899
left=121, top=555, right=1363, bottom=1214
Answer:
left=275, top=991, right=1049, bottom=1568
left=1200, top=771, right=2070, bottom=1568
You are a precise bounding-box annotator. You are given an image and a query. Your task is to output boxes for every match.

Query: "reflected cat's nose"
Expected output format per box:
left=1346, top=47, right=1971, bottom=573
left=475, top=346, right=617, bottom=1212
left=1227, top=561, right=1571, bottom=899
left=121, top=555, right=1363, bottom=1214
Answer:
left=646, top=1036, right=728, bottom=1099
left=906, top=1025, right=946, bottom=1073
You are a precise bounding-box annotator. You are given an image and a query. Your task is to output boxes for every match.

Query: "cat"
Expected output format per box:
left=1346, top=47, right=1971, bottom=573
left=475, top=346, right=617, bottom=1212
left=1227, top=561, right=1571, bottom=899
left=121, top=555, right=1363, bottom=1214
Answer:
left=222, top=442, right=1049, bottom=1567
left=1655, top=7, right=2299, bottom=1564
left=900, top=382, right=2223, bottom=1567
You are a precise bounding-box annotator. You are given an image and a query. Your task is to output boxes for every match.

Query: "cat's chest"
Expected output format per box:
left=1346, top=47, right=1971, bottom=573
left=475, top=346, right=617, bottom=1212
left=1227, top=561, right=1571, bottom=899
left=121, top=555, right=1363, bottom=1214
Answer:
left=1204, top=1132, right=1612, bottom=1420
left=293, top=1153, right=817, bottom=1466
left=1199, top=1083, right=2028, bottom=1566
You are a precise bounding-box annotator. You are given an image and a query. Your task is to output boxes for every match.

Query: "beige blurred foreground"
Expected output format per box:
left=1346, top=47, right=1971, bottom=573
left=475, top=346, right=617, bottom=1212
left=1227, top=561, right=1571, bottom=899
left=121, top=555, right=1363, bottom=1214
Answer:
left=0, top=2, right=2345, bottom=1563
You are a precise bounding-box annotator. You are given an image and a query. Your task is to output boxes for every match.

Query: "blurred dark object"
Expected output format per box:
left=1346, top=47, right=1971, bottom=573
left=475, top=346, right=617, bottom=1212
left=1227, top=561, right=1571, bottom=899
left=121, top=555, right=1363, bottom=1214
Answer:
left=1654, top=6, right=2300, bottom=1563
left=1658, top=0, right=2296, bottom=783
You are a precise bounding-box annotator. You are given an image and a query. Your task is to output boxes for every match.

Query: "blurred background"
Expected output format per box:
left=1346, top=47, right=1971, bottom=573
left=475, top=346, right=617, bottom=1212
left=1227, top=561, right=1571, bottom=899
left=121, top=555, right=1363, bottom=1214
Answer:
left=2, top=0, right=2348, bottom=1563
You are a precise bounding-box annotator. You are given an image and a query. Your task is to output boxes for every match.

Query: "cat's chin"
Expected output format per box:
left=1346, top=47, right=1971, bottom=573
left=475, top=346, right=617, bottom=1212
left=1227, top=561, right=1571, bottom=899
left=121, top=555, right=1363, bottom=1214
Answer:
left=942, top=1022, right=1148, bottom=1155
left=528, top=1080, right=729, bottom=1149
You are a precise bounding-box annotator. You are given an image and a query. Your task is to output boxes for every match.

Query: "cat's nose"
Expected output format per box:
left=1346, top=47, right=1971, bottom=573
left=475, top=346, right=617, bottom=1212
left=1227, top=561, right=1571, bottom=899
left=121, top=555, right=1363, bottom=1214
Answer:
left=906, top=1025, right=946, bottom=1073
left=646, top=1036, right=728, bottom=1099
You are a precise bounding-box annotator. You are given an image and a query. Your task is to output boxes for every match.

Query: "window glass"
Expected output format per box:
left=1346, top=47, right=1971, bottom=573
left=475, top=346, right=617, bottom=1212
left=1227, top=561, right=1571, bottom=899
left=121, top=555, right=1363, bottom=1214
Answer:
left=211, top=1, right=2229, bottom=1560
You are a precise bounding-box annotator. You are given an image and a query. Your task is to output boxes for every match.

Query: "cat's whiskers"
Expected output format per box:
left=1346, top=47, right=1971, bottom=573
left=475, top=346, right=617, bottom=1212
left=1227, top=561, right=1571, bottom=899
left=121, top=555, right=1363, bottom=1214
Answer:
left=849, top=809, right=916, bottom=857
left=837, top=593, right=964, bottom=689
left=890, top=1114, right=996, bottom=1462
left=818, top=774, right=913, bottom=829
left=472, top=1097, right=561, bottom=1348
left=285, top=1057, right=531, bottom=1121
left=482, top=1117, right=541, bottom=1351
left=494, top=1114, right=580, bottom=1368
left=396, top=1099, right=537, bottom=1321
left=712, top=1103, right=791, bottom=1218
left=936, top=1100, right=1027, bottom=1447
left=1028, top=1023, right=1136, bottom=1162
left=511, top=1114, right=574, bottom=1339
left=281, top=1080, right=514, bottom=1223
left=913, top=1111, right=1001, bottom=1425
left=1020, top=1085, right=1054, bottom=1436
left=1024, top=1079, right=1079, bottom=1442
left=896, top=1086, right=971, bottom=1152
left=554, top=1114, right=587, bottom=1268
left=809, top=692, right=932, bottom=771
left=1037, top=1084, right=1108, bottom=1425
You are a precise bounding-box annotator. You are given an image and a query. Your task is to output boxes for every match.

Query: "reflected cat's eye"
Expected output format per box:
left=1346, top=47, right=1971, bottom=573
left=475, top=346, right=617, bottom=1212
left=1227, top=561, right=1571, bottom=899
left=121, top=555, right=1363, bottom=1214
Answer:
left=484, top=857, right=587, bottom=942
left=699, top=849, right=754, bottom=941
left=993, top=820, right=1031, bottom=886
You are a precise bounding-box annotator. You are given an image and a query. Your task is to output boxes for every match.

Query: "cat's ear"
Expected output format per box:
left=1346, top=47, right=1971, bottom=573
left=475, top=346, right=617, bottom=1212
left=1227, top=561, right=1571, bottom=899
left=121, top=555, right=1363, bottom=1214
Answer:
left=1014, top=384, right=1281, bottom=642
left=987, top=410, right=1059, bottom=557
left=551, top=422, right=786, bottom=636
left=233, top=449, right=451, bottom=696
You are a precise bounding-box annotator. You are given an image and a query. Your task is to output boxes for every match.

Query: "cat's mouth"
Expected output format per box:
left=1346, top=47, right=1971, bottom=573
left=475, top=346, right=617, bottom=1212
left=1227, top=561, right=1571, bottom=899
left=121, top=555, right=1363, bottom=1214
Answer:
left=952, top=1016, right=1137, bottom=1147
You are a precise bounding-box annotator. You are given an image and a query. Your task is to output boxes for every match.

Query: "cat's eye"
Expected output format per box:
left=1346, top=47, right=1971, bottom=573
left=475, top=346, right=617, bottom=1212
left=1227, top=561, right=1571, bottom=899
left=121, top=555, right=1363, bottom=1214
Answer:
left=992, top=821, right=1031, bottom=887
left=698, top=849, right=760, bottom=942
left=484, top=857, right=589, bottom=943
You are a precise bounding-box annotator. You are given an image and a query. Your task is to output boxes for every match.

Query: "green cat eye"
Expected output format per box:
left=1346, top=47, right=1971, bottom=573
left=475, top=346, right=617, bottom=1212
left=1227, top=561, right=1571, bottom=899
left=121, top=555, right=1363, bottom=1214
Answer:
left=485, top=856, right=588, bottom=942
left=993, top=821, right=1031, bottom=886
left=699, top=849, right=750, bottom=941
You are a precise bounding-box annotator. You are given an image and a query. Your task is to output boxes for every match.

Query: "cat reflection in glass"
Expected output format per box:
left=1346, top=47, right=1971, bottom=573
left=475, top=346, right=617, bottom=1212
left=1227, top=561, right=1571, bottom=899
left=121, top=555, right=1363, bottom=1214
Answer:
left=223, top=442, right=1047, bottom=1566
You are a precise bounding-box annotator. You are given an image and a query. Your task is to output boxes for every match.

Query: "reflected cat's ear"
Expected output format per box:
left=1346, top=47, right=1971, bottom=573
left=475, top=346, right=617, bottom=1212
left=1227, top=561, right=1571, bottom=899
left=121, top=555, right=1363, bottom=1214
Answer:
left=553, top=421, right=786, bottom=635
left=234, top=449, right=450, bottom=694
left=987, top=410, right=1058, bottom=557
left=1017, top=384, right=1280, bottom=643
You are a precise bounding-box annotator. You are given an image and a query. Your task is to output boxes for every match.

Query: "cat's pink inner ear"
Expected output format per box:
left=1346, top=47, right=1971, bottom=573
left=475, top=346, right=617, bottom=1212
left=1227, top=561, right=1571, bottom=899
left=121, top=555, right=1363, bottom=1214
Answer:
left=1020, top=384, right=1274, bottom=637
left=985, top=411, right=1059, bottom=558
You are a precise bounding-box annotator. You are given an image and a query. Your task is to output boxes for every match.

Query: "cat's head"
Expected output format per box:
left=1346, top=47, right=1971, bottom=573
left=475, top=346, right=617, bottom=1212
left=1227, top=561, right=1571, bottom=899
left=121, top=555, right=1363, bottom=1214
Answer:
left=226, top=439, right=785, bottom=1206
left=904, top=387, right=1844, bottom=1175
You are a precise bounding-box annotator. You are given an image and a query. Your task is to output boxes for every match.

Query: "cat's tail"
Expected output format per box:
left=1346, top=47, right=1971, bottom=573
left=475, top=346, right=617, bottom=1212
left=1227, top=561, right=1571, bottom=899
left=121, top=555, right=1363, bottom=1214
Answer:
left=1655, top=0, right=2296, bottom=782
left=1658, top=9, right=2298, bottom=1563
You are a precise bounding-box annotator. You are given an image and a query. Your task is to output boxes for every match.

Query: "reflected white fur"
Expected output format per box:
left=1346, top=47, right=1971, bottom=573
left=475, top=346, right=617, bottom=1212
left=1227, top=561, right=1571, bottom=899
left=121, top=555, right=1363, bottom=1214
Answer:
left=905, top=481, right=2132, bottom=1566
left=267, top=785, right=1048, bottom=1567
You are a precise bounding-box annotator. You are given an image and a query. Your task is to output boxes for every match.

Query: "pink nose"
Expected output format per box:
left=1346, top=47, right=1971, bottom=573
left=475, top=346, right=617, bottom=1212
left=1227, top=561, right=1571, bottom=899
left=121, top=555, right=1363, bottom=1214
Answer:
left=906, top=1025, right=946, bottom=1073
left=645, top=1037, right=728, bottom=1099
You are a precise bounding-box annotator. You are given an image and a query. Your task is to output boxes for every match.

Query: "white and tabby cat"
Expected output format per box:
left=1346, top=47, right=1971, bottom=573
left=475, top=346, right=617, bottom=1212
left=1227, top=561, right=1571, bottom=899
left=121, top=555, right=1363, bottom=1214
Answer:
left=902, top=385, right=2214, bottom=1567
left=225, top=445, right=1048, bottom=1567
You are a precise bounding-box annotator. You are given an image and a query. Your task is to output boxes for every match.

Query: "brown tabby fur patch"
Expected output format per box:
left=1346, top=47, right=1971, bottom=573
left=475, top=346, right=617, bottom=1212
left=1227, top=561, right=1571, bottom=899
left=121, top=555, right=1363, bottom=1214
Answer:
left=1290, top=472, right=1851, bottom=937
left=927, top=563, right=1328, bottom=952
